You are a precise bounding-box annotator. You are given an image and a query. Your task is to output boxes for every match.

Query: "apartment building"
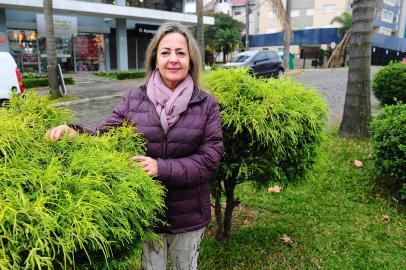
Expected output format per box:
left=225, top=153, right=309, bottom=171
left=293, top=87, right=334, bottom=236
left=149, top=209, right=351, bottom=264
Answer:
left=400, top=0, right=406, bottom=37
left=374, top=0, right=402, bottom=36
left=0, top=0, right=213, bottom=73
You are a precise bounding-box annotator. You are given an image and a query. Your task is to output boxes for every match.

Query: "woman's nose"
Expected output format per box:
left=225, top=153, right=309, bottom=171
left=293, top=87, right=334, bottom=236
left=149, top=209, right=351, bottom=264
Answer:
left=168, top=51, right=178, bottom=62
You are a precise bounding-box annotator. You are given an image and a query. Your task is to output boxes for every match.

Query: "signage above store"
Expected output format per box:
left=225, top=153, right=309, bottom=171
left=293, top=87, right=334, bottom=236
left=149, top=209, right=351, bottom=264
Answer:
left=134, top=23, right=159, bottom=37
left=36, top=14, right=78, bottom=39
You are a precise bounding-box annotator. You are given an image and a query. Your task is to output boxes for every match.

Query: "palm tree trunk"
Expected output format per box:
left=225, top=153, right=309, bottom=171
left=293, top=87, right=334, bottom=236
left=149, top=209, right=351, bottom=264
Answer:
left=339, top=0, right=377, bottom=137
left=43, top=0, right=61, bottom=98
left=283, top=0, right=291, bottom=70
left=327, top=30, right=351, bottom=68
left=268, top=0, right=292, bottom=70
left=196, top=0, right=205, bottom=67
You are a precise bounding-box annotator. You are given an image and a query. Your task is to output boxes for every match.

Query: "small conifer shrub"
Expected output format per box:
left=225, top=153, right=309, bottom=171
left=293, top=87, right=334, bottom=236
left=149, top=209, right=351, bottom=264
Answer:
left=372, top=62, right=406, bottom=105
left=0, top=93, right=164, bottom=269
left=205, top=68, right=328, bottom=239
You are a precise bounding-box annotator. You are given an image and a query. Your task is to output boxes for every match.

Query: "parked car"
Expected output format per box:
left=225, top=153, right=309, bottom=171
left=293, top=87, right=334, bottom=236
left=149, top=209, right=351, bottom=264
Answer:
left=0, top=52, right=24, bottom=103
left=223, top=50, right=284, bottom=78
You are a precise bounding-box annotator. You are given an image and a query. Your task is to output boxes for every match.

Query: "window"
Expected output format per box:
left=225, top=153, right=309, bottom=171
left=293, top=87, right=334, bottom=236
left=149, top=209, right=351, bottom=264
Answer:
left=291, top=10, right=300, bottom=17
left=267, top=27, right=276, bottom=33
left=379, top=26, right=392, bottom=36
left=306, top=9, right=314, bottom=16
left=235, top=10, right=241, bottom=16
left=323, top=4, right=336, bottom=14
left=253, top=52, right=268, bottom=62
left=268, top=11, right=276, bottom=18
left=266, top=51, right=278, bottom=60
left=381, top=9, right=394, bottom=23
left=383, top=0, right=396, bottom=6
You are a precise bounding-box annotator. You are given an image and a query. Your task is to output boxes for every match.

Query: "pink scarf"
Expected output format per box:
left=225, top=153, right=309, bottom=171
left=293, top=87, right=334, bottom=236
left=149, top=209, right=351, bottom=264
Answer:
left=146, top=70, right=194, bottom=133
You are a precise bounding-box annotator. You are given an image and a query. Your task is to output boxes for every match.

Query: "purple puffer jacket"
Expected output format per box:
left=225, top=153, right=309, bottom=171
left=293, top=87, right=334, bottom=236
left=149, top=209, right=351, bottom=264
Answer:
left=74, top=85, right=224, bottom=234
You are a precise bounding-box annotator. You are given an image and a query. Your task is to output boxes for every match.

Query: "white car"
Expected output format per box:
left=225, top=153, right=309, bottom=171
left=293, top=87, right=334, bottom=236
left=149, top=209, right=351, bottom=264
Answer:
left=0, top=52, right=24, bottom=102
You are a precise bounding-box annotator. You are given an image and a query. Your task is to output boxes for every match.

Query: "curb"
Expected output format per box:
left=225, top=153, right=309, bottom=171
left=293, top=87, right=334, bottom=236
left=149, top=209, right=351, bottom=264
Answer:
left=285, top=70, right=305, bottom=76
left=57, top=94, right=122, bottom=106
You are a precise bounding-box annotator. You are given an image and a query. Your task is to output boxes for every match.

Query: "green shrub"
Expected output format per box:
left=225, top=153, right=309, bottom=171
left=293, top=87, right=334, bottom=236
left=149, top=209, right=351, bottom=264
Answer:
left=94, top=71, right=118, bottom=80
left=204, top=68, right=328, bottom=239
left=372, top=62, right=406, bottom=105
left=22, top=77, right=75, bottom=88
left=0, top=93, right=164, bottom=269
left=116, top=71, right=146, bottom=80
left=371, top=103, right=406, bottom=197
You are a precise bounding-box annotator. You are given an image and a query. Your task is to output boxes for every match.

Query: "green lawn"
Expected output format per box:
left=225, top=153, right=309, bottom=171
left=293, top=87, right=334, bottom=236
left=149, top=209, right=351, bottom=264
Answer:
left=199, top=129, right=406, bottom=270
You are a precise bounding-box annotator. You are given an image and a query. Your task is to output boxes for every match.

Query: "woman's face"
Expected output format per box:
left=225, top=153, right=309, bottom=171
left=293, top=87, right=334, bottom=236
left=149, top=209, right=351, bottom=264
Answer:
left=156, top=32, right=190, bottom=90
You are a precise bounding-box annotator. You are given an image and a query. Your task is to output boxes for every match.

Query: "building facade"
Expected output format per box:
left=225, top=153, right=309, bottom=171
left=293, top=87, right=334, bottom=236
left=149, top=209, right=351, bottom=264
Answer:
left=0, top=0, right=214, bottom=73
left=374, top=0, right=402, bottom=36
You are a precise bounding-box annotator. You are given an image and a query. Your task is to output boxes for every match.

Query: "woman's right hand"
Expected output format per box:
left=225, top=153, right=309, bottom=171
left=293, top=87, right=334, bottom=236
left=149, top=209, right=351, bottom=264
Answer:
left=46, top=124, right=78, bottom=141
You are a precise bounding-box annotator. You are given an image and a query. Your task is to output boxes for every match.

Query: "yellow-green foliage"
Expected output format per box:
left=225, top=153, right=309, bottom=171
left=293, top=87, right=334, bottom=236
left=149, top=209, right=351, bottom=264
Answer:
left=0, top=93, right=164, bottom=269
left=204, top=68, right=328, bottom=184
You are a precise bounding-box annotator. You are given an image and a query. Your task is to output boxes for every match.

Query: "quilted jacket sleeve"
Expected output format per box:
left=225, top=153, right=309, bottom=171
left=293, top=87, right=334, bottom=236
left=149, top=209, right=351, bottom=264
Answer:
left=157, top=95, right=224, bottom=187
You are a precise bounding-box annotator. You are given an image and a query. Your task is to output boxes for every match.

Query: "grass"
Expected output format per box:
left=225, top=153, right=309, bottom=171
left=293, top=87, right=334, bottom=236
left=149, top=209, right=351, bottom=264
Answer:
left=199, top=129, right=406, bottom=270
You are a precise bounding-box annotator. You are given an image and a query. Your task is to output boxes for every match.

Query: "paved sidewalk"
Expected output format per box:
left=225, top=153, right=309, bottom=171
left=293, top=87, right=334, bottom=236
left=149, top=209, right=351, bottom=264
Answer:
left=38, top=74, right=145, bottom=102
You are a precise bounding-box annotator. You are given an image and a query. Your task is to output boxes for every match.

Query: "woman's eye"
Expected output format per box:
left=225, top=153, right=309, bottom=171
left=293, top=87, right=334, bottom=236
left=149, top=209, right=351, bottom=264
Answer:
left=177, top=52, right=185, bottom=56
left=161, top=52, right=169, bottom=55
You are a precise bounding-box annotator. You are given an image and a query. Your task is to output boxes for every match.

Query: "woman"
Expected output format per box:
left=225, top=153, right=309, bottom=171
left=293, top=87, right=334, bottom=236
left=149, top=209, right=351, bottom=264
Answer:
left=47, top=22, right=224, bottom=270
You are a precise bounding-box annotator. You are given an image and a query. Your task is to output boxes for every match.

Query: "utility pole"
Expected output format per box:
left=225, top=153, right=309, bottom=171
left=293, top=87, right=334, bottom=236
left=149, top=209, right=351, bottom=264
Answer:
left=245, top=0, right=249, bottom=50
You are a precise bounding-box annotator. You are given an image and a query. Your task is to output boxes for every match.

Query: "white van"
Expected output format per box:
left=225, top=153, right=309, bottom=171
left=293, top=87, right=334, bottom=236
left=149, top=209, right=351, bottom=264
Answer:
left=0, top=52, right=24, bottom=101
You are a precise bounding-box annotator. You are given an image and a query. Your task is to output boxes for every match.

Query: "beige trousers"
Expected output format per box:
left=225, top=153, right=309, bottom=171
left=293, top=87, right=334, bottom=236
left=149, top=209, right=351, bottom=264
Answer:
left=141, top=228, right=205, bottom=270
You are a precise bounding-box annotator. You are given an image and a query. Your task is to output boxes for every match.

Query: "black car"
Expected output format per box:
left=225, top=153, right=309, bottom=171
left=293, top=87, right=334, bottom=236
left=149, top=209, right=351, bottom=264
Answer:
left=224, top=50, right=284, bottom=78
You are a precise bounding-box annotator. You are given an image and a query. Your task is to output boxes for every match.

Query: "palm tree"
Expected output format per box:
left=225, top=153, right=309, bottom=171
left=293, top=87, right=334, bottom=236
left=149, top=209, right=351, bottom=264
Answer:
left=43, top=0, right=60, bottom=98
left=268, top=0, right=292, bottom=71
left=331, top=11, right=353, bottom=35
left=327, top=12, right=353, bottom=68
left=196, top=0, right=205, bottom=67
left=339, top=0, right=377, bottom=137
left=213, top=28, right=243, bottom=63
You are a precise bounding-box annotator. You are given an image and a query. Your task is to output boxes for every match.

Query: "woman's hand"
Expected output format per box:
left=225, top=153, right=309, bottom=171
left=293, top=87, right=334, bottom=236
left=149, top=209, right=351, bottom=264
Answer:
left=46, top=124, right=78, bottom=141
left=131, top=156, right=158, bottom=177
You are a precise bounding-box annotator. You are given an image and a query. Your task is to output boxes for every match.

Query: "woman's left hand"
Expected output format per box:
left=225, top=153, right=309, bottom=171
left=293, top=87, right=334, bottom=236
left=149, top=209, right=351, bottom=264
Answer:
left=131, top=156, right=158, bottom=177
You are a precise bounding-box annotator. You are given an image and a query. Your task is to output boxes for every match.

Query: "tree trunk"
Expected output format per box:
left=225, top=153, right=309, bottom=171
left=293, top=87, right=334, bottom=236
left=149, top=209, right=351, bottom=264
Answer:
left=196, top=0, right=205, bottom=67
left=339, top=0, right=376, bottom=137
left=222, top=181, right=237, bottom=239
left=43, top=0, right=61, bottom=98
left=283, top=0, right=291, bottom=70
left=214, top=194, right=224, bottom=240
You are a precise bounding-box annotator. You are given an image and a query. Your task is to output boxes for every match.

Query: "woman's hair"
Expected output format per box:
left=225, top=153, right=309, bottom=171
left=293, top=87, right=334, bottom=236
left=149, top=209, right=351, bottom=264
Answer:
left=145, top=21, right=202, bottom=89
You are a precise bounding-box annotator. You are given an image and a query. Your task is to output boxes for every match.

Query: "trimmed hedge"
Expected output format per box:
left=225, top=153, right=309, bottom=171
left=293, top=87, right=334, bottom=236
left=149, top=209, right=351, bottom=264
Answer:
left=116, top=71, right=146, bottom=80
left=0, top=93, right=164, bottom=269
left=94, top=71, right=146, bottom=80
left=22, top=77, right=75, bottom=88
left=372, top=62, right=406, bottom=105
left=371, top=103, right=406, bottom=197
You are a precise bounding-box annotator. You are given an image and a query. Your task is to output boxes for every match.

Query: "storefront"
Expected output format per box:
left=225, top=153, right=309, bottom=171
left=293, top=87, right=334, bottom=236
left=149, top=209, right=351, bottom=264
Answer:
left=0, top=0, right=214, bottom=73
left=8, top=29, right=39, bottom=73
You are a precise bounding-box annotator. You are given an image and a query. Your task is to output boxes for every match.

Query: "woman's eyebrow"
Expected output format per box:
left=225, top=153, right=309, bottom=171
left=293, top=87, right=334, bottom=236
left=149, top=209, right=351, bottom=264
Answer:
left=159, top=47, right=186, bottom=51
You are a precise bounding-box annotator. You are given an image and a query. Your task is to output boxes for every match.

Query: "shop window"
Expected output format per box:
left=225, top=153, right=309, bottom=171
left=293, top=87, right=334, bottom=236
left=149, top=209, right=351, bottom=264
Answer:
left=74, top=34, right=105, bottom=72
left=38, top=34, right=74, bottom=72
left=8, top=29, right=39, bottom=73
